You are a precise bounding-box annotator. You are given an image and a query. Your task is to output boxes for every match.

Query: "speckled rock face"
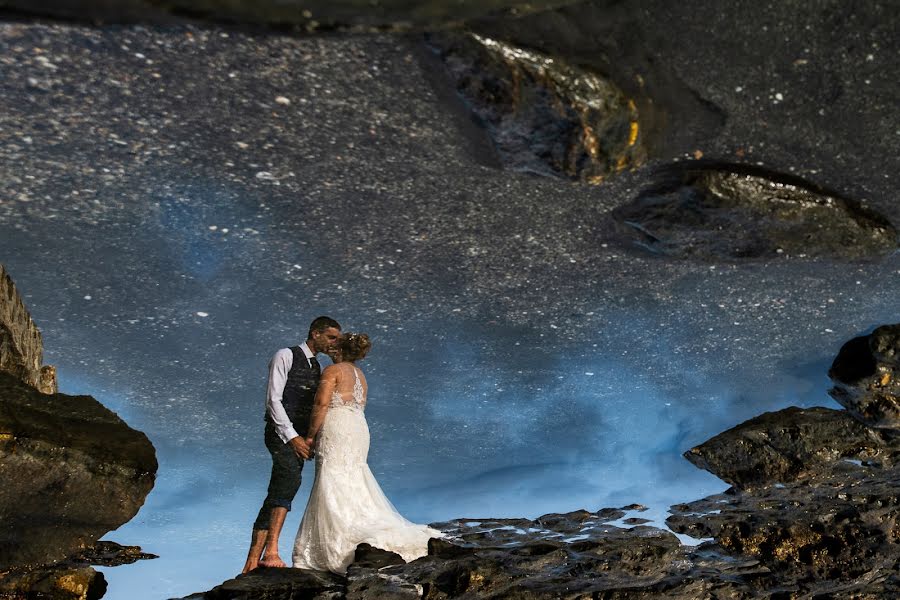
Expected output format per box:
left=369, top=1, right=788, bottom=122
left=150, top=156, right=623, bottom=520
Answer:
left=829, top=324, right=900, bottom=429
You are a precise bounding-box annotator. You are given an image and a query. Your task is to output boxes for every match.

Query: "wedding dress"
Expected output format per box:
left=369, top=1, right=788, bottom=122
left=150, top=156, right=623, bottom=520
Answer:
left=291, top=364, right=443, bottom=574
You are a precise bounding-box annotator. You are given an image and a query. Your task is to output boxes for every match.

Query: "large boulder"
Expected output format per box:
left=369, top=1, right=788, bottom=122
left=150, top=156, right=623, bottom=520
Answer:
left=0, top=371, right=157, bottom=568
left=829, top=324, right=900, bottom=429
left=683, top=406, right=900, bottom=489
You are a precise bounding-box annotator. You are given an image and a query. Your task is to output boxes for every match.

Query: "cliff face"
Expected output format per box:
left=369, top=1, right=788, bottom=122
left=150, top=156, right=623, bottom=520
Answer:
left=0, top=264, right=56, bottom=394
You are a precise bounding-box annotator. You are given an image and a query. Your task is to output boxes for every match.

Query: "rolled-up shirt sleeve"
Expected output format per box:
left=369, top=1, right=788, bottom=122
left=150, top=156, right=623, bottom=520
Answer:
left=266, top=348, right=299, bottom=443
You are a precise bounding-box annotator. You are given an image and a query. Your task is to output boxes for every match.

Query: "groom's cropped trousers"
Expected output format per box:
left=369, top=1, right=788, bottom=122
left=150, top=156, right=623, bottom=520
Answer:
left=252, top=422, right=305, bottom=530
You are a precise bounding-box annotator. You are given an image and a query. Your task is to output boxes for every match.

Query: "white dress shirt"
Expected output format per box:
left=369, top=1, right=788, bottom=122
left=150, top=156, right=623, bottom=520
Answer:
left=266, top=342, right=316, bottom=443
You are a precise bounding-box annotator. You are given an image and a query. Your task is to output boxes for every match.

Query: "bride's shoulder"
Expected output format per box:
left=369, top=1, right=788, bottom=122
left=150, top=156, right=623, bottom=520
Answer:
left=321, top=364, right=342, bottom=378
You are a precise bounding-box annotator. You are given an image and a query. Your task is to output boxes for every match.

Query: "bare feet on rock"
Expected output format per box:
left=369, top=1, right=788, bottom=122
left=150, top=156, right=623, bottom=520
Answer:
left=259, top=554, right=287, bottom=568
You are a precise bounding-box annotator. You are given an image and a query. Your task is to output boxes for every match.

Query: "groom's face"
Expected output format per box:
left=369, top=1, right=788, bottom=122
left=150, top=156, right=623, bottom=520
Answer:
left=311, top=327, right=341, bottom=354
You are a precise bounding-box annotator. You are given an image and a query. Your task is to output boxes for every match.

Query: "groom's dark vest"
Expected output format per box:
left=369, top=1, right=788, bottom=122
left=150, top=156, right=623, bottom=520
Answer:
left=270, top=346, right=320, bottom=436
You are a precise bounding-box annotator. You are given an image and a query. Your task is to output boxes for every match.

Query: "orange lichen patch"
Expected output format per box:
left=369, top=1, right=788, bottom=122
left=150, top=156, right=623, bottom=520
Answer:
left=772, top=529, right=823, bottom=562
left=582, top=122, right=600, bottom=158
left=628, top=120, right=639, bottom=147
left=56, top=573, right=91, bottom=599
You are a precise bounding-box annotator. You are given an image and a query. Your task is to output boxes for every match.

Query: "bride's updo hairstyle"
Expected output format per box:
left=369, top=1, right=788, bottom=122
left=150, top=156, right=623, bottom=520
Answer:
left=339, top=332, right=371, bottom=362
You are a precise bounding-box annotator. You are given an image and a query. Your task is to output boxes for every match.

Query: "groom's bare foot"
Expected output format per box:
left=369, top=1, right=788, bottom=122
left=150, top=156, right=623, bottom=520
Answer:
left=259, top=554, right=287, bottom=568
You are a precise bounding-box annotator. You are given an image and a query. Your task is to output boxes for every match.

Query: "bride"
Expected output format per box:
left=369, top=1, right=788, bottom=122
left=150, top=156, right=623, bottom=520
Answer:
left=292, top=332, right=443, bottom=574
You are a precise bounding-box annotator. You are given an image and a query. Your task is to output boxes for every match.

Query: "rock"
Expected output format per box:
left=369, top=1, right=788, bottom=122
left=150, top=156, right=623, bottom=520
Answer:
left=176, top=567, right=344, bottom=600
left=0, top=542, right=155, bottom=600
left=0, top=264, right=56, bottom=394
left=829, top=324, right=900, bottom=429
left=426, top=31, right=646, bottom=183
left=183, top=511, right=804, bottom=599
left=612, top=163, right=898, bottom=260
left=71, top=540, right=159, bottom=567
left=683, top=406, right=900, bottom=489
left=0, top=370, right=157, bottom=569
left=0, top=1, right=578, bottom=31
left=349, top=543, right=405, bottom=569
left=0, top=565, right=107, bottom=600
left=667, top=464, right=900, bottom=593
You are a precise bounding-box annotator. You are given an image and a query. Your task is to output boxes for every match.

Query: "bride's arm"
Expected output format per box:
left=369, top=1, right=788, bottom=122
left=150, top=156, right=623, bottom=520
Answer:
left=306, top=365, right=339, bottom=446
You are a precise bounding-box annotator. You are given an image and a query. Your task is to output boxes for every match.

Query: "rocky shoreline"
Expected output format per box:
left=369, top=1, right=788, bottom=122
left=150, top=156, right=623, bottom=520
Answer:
left=176, top=323, right=900, bottom=598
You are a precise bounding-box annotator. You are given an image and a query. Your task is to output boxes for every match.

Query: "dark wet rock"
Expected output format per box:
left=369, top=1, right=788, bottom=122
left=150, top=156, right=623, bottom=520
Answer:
left=667, top=463, right=900, bottom=592
left=177, top=567, right=345, bottom=600
left=0, top=0, right=579, bottom=31
left=0, top=370, right=157, bottom=569
left=684, top=406, right=900, bottom=489
left=612, top=163, right=898, bottom=260
left=0, top=542, right=155, bottom=600
left=71, top=540, right=159, bottom=567
left=0, top=264, right=56, bottom=394
left=183, top=512, right=824, bottom=599
left=426, top=31, right=646, bottom=183
left=345, top=545, right=417, bottom=599
left=829, top=324, right=900, bottom=429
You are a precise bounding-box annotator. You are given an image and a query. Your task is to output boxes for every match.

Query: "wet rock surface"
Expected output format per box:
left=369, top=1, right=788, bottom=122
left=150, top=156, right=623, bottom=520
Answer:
left=684, top=406, right=900, bottom=489
left=181, top=326, right=900, bottom=599
left=0, top=0, right=580, bottom=31
left=612, top=163, right=898, bottom=260
left=427, top=31, right=645, bottom=183
left=0, top=542, right=156, bottom=600
left=177, top=567, right=344, bottom=600
left=0, top=370, right=158, bottom=568
left=829, top=324, right=900, bottom=429
left=667, top=464, right=900, bottom=597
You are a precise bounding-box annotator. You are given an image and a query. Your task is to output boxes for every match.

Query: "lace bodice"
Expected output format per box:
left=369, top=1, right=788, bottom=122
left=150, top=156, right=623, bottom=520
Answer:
left=329, top=365, right=366, bottom=412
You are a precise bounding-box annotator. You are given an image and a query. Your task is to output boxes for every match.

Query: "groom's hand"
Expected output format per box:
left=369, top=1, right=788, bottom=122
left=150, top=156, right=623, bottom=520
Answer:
left=289, top=436, right=312, bottom=460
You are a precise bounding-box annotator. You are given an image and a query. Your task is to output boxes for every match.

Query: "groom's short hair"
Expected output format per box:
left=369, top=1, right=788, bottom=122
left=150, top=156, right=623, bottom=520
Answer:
left=308, top=316, right=341, bottom=339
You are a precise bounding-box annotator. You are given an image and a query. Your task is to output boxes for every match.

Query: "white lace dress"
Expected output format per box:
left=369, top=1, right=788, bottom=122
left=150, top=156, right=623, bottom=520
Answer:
left=291, top=365, right=443, bottom=574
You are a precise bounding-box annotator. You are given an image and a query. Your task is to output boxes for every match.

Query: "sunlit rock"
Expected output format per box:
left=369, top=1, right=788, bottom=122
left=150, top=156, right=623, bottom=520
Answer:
left=427, top=31, right=646, bottom=183
left=829, top=324, right=900, bottom=429
left=0, top=264, right=56, bottom=394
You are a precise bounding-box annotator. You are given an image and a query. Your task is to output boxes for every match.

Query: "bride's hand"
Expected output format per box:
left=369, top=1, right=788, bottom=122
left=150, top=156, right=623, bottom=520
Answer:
left=305, top=436, right=316, bottom=455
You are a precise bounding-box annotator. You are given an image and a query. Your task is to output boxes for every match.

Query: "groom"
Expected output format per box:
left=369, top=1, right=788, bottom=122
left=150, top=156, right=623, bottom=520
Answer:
left=242, top=316, right=342, bottom=572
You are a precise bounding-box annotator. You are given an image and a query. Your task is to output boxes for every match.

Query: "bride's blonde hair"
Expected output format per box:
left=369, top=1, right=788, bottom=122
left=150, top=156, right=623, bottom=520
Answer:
left=339, top=332, right=371, bottom=361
